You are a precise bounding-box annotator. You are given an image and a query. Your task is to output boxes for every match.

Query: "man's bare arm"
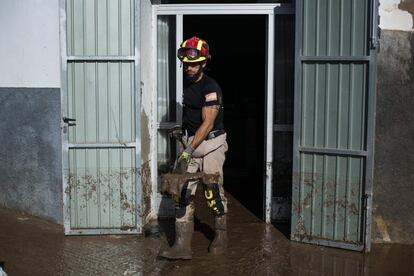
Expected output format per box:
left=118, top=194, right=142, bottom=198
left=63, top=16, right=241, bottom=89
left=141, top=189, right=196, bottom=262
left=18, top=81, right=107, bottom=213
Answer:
left=189, top=105, right=220, bottom=150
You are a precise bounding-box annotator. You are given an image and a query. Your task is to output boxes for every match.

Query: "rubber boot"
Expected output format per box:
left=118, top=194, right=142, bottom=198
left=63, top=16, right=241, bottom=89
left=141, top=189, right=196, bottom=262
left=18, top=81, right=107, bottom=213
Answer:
left=209, top=214, right=227, bottom=254
left=159, top=220, right=194, bottom=260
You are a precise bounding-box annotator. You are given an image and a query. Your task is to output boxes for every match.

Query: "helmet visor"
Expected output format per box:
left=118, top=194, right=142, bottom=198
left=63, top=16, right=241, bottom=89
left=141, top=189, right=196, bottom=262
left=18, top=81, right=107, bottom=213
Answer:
left=177, top=48, right=201, bottom=61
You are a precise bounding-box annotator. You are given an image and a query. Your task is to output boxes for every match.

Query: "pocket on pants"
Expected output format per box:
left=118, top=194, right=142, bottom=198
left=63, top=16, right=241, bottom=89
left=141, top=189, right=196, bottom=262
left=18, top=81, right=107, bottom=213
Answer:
left=190, top=133, right=227, bottom=158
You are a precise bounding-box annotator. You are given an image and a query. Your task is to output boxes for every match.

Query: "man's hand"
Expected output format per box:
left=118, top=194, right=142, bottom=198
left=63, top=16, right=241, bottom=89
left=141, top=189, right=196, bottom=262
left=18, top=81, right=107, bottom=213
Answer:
left=177, top=151, right=191, bottom=164
left=174, top=146, right=194, bottom=173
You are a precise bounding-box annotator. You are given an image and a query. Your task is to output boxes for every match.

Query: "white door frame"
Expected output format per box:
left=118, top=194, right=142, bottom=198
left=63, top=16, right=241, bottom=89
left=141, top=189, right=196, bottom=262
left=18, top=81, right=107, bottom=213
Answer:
left=152, top=3, right=294, bottom=222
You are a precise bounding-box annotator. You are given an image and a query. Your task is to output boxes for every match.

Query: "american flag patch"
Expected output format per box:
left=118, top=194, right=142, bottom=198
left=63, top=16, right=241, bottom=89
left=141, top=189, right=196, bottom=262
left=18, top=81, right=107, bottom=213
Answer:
left=205, top=92, right=218, bottom=102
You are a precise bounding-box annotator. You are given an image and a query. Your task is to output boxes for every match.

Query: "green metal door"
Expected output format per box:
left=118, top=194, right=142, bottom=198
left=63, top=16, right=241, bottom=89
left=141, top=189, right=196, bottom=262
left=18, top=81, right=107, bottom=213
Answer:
left=61, top=0, right=141, bottom=235
left=291, top=0, right=378, bottom=251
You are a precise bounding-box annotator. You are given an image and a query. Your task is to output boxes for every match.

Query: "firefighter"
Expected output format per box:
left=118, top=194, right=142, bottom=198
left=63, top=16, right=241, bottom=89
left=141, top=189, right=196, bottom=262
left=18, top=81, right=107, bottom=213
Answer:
left=159, top=37, right=228, bottom=260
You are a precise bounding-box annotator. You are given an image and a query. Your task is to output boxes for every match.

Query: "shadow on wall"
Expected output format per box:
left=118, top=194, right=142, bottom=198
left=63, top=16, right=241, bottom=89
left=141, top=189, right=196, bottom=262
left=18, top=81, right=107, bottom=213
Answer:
left=373, top=29, right=414, bottom=244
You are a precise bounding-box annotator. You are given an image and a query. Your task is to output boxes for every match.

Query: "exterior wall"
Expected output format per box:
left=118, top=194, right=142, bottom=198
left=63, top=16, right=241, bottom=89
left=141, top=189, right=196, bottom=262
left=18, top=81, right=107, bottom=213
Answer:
left=0, top=0, right=60, bottom=88
left=372, top=0, right=414, bottom=243
left=140, top=0, right=157, bottom=223
left=379, top=0, right=414, bottom=31
left=0, top=0, right=62, bottom=223
left=0, top=88, right=62, bottom=223
left=0, top=0, right=155, bottom=226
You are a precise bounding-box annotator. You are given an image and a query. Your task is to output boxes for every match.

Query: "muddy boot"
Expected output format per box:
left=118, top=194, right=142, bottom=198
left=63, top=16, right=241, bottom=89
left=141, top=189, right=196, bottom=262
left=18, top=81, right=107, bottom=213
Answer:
left=159, top=221, right=194, bottom=260
left=209, top=214, right=227, bottom=254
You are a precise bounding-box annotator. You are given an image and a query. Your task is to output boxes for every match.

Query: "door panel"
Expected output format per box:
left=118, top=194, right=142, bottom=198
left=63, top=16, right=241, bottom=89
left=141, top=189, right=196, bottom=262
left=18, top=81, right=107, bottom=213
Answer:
left=295, top=154, right=365, bottom=242
left=66, top=0, right=134, bottom=56
left=67, top=62, right=135, bottom=144
left=302, top=0, right=368, bottom=57
left=63, top=0, right=139, bottom=235
left=68, top=149, right=136, bottom=229
left=292, top=0, right=377, bottom=251
left=300, top=63, right=367, bottom=150
left=67, top=61, right=136, bottom=231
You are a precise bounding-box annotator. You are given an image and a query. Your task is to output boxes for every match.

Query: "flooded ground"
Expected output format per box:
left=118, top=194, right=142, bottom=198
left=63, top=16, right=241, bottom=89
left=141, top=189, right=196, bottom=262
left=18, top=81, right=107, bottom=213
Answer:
left=0, top=190, right=413, bottom=276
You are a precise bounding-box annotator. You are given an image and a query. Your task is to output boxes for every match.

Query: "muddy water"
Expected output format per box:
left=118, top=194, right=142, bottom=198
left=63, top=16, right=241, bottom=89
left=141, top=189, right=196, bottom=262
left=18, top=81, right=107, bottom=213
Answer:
left=0, top=189, right=413, bottom=276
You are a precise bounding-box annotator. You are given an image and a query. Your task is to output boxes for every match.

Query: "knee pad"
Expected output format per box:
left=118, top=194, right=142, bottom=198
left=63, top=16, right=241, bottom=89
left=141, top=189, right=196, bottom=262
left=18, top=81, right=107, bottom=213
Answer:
left=203, top=183, right=225, bottom=216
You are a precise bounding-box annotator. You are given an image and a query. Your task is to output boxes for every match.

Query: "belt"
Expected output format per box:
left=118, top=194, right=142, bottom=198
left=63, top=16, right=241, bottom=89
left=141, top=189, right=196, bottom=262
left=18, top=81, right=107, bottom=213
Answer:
left=205, top=129, right=225, bottom=140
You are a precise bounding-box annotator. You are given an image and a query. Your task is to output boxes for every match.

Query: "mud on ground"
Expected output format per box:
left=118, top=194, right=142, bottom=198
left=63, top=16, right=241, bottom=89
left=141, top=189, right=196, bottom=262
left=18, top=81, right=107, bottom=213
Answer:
left=0, top=188, right=413, bottom=276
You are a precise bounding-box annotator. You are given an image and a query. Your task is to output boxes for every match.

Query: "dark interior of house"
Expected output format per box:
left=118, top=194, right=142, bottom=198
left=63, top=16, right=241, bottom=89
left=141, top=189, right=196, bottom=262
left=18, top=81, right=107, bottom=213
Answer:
left=184, top=15, right=267, bottom=219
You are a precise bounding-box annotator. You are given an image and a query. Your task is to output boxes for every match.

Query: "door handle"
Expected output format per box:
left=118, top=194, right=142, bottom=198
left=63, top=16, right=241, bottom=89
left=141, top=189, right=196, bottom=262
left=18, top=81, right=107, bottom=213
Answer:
left=63, top=117, right=76, bottom=126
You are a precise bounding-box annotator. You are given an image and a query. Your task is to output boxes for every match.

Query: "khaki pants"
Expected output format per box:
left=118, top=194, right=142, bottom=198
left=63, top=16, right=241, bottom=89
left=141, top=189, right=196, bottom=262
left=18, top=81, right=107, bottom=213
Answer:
left=176, top=133, right=228, bottom=223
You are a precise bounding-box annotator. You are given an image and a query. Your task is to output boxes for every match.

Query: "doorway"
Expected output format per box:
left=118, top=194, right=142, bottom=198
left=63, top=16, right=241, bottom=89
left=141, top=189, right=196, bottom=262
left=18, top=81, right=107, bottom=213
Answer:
left=184, top=15, right=267, bottom=219
left=154, top=3, right=294, bottom=224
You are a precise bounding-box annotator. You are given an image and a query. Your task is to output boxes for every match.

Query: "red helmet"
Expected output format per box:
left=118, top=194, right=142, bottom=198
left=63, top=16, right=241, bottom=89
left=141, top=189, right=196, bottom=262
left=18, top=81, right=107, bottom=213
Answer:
left=177, top=36, right=211, bottom=63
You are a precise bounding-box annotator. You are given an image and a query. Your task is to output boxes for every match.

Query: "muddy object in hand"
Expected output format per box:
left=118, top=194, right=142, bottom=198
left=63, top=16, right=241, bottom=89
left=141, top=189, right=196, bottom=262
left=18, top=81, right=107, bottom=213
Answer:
left=173, top=158, right=189, bottom=174
left=160, top=172, right=220, bottom=197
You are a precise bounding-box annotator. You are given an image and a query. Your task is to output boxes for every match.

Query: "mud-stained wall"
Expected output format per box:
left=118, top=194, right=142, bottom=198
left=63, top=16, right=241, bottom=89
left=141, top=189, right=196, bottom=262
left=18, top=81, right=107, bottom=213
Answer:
left=399, top=0, right=414, bottom=18
left=373, top=30, right=414, bottom=244
left=0, top=88, right=62, bottom=223
left=140, top=0, right=156, bottom=224
left=380, top=0, right=414, bottom=31
left=141, top=161, right=152, bottom=222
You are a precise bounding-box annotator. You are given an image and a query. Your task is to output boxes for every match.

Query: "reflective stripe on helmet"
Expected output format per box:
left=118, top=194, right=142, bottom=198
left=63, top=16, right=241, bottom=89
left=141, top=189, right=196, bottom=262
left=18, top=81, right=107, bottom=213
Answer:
left=181, top=56, right=207, bottom=63
left=196, top=39, right=203, bottom=51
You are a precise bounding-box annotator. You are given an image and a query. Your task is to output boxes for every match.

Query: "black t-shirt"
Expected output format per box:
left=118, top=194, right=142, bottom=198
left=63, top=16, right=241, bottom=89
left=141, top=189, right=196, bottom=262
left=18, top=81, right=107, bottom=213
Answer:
left=182, top=75, right=224, bottom=136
